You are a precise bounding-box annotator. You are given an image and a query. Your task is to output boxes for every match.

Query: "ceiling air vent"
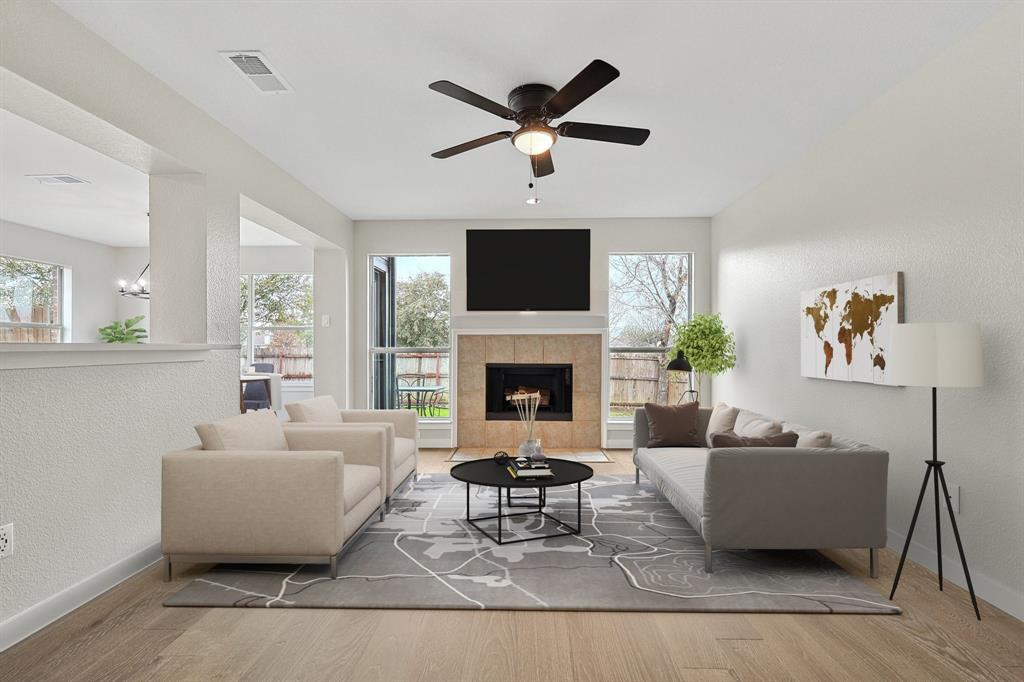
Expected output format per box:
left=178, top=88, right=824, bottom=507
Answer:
left=220, top=51, right=292, bottom=94
left=26, top=174, right=89, bottom=184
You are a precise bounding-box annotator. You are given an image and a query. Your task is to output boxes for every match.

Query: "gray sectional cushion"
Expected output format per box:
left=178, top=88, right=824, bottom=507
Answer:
left=633, top=447, right=708, bottom=533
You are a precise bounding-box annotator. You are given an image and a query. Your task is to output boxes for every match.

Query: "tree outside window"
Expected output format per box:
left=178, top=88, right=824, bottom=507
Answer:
left=240, top=273, right=313, bottom=381
left=1, top=255, right=62, bottom=343
left=608, top=253, right=691, bottom=418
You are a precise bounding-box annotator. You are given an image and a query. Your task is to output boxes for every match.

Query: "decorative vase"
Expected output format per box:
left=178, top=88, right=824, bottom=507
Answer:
left=518, top=438, right=543, bottom=460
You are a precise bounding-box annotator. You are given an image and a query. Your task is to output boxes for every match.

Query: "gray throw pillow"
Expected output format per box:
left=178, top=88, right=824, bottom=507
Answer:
left=709, top=430, right=800, bottom=448
left=644, top=402, right=702, bottom=448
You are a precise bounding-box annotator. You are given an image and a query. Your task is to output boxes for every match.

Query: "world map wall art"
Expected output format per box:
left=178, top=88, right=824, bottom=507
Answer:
left=801, top=272, right=903, bottom=384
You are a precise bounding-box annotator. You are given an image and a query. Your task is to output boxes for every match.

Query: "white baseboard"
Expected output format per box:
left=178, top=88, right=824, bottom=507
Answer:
left=0, top=542, right=162, bottom=653
left=887, top=526, right=1023, bottom=622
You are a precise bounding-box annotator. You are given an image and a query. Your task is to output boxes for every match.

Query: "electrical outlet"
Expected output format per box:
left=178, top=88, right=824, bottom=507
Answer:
left=947, top=485, right=960, bottom=514
left=0, top=523, right=12, bottom=559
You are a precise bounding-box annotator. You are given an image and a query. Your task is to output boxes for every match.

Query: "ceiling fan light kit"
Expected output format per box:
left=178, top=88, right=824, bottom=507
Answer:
left=429, top=59, right=650, bottom=182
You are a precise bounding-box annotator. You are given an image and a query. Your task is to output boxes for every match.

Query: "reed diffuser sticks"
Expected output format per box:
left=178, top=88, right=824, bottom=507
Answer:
left=510, top=391, right=541, bottom=441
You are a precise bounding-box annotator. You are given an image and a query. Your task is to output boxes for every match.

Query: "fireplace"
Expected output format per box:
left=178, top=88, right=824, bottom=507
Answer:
left=485, top=363, right=573, bottom=421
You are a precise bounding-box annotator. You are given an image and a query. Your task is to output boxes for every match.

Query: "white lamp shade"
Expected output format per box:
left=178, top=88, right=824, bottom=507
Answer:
left=888, top=323, right=983, bottom=388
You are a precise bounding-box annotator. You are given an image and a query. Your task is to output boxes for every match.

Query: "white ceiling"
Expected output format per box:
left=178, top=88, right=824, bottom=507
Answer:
left=0, top=108, right=150, bottom=247
left=0, top=109, right=298, bottom=247
left=54, top=0, right=1003, bottom=221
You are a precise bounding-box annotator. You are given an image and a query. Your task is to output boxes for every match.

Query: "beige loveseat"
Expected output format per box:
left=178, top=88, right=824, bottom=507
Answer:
left=161, top=411, right=387, bottom=580
left=285, top=396, right=418, bottom=508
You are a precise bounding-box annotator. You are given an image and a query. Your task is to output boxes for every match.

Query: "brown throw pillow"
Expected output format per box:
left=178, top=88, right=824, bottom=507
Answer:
left=644, top=402, right=702, bottom=448
left=709, top=430, right=800, bottom=448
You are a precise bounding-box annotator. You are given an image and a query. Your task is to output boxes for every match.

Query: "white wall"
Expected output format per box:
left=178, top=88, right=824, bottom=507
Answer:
left=0, top=350, right=238, bottom=642
left=240, top=246, right=313, bottom=274
left=0, top=0, right=355, bottom=649
left=0, top=219, right=117, bottom=342
left=710, top=5, right=1023, bottom=618
left=352, top=218, right=712, bottom=437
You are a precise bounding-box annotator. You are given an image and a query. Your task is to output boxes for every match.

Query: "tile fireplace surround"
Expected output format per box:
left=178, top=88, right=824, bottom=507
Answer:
left=456, top=334, right=602, bottom=449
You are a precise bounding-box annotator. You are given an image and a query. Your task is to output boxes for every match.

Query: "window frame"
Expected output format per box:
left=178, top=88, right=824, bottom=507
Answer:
left=239, top=272, right=314, bottom=384
left=607, top=251, right=693, bottom=422
left=0, top=254, right=67, bottom=343
left=366, top=253, right=452, bottom=422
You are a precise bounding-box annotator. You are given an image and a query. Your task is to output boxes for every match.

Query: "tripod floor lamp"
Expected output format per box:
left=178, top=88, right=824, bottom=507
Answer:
left=888, top=322, right=983, bottom=620
left=667, top=351, right=698, bottom=403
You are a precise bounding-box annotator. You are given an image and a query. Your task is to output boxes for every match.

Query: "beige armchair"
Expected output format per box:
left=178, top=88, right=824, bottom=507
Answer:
left=285, top=396, right=419, bottom=508
left=161, top=411, right=387, bottom=581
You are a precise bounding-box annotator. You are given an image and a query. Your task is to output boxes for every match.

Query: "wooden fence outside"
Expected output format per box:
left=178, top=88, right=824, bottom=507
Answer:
left=609, top=351, right=689, bottom=417
left=252, top=352, right=313, bottom=380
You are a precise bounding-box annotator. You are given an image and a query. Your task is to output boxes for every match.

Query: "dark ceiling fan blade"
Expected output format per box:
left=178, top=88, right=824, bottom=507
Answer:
left=531, top=150, right=554, bottom=177
left=556, top=121, right=650, bottom=146
left=542, top=60, right=620, bottom=118
left=428, top=80, right=516, bottom=119
left=431, top=132, right=513, bottom=159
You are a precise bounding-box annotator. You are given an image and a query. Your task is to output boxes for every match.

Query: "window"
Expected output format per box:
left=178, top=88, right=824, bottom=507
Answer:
left=369, top=255, right=450, bottom=420
left=0, top=255, right=64, bottom=343
left=608, top=253, right=692, bottom=420
left=239, top=273, right=313, bottom=383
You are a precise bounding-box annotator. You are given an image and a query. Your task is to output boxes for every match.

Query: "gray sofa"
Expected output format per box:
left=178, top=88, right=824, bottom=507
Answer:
left=633, top=406, right=888, bottom=576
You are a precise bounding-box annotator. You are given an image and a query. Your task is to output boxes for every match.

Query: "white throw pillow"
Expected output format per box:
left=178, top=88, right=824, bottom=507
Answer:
left=782, top=421, right=835, bottom=448
left=195, top=410, right=288, bottom=451
left=285, top=396, right=342, bottom=423
left=705, top=402, right=740, bottom=447
left=734, top=409, right=783, bottom=438
left=797, top=430, right=833, bottom=448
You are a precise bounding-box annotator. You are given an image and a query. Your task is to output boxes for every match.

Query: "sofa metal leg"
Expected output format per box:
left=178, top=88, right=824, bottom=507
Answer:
left=385, top=496, right=391, bottom=513
left=162, top=557, right=172, bottom=582
left=379, top=505, right=386, bottom=522
left=635, top=467, right=640, bottom=484
left=330, top=555, right=338, bottom=579
left=870, top=547, right=879, bottom=579
left=704, top=543, right=713, bottom=573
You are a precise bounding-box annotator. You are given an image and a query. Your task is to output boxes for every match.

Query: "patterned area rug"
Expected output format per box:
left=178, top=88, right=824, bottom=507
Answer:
left=447, top=450, right=611, bottom=463
left=165, top=475, right=899, bottom=614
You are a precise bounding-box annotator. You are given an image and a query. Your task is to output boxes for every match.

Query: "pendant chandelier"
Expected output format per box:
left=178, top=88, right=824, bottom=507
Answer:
left=118, top=263, right=150, bottom=299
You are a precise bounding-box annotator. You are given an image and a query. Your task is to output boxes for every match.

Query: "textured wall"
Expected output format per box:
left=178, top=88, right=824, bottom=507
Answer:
left=711, top=6, right=1023, bottom=613
left=149, top=173, right=207, bottom=343
left=0, top=350, right=238, bottom=624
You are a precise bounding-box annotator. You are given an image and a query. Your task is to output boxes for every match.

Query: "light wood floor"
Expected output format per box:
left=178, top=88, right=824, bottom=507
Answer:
left=3, top=449, right=1021, bottom=681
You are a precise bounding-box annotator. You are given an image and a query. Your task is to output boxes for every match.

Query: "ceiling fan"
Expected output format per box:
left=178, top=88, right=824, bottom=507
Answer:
left=429, top=59, right=650, bottom=178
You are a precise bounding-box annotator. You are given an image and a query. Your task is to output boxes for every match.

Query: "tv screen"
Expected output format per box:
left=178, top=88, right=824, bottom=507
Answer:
left=466, top=229, right=590, bottom=311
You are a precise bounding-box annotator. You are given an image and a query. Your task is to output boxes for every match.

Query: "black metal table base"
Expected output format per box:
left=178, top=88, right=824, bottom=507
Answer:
left=465, top=482, right=582, bottom=545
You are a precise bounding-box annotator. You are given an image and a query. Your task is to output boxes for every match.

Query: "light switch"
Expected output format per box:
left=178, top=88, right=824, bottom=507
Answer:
left=321, top=314, right=331, bottom=327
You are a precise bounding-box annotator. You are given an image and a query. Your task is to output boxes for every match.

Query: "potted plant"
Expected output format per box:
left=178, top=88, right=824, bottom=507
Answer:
left=98, top=315, right=148, bottom=344
left=670, top=313, right=736, bottom=402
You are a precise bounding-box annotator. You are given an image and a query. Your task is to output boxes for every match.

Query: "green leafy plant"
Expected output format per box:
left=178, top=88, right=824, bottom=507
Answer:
left=98, top=315, right=148, bottom=344
left=671, top=313, right=736, bottom=398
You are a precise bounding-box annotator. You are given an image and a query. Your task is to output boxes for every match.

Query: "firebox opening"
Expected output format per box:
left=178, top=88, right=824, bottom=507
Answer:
left=485, top=363, right=573, bottom=421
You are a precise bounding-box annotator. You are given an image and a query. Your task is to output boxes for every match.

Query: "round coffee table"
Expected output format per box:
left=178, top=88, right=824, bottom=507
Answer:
left=450, top=457, right=594, bottom=545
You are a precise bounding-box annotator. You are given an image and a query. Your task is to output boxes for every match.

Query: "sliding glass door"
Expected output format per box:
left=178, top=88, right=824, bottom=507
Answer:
left=369, top=255, right=451, bottom=420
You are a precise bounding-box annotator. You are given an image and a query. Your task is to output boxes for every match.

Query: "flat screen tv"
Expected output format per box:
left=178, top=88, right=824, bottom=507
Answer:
left=466, top=229, right=590, bottom=311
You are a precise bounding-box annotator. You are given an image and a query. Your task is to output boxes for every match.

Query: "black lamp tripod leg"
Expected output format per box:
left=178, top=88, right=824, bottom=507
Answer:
left=890, top=465, right=932, bottom=600
left=937, top=467, right=982, bottom=620
left=934, top=465, right=943, bottom=590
